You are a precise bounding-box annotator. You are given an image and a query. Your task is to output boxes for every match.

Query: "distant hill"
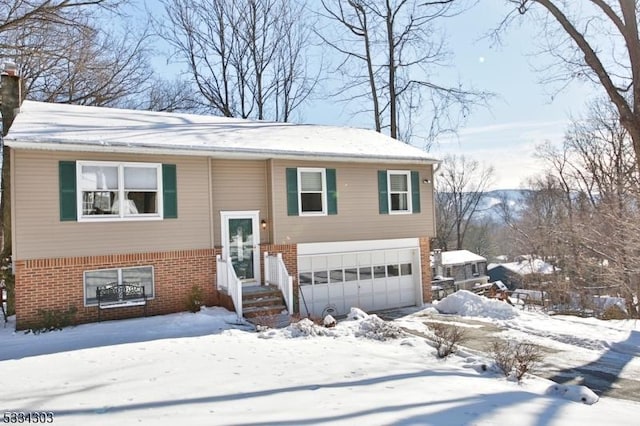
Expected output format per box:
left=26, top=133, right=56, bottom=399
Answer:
left=475, top=189, right=531, bottom=221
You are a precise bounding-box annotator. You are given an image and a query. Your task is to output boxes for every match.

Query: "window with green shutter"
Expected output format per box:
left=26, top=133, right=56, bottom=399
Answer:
left=411, top=170, right=421, bottom=214
left=286, top=167, right=337, bottom=216
left=378, top=170, right=388, bottom=214
left=59, top=160, right=176, bottom=221
left=59, top=161, right=77, bottom=221
left=162, top=164, right=178, bottom=219
left=379, top=170, right=420, bottom=214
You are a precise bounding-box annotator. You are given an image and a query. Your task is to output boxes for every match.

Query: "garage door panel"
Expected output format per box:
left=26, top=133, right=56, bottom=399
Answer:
left=386, top=280, right=401, bottom=307
left=328, top=283, right=346, bottom=314
left=399, top=277, right=416, bottom=305
left=298, top=242, right=420, bottom=317
left=343, top=281, right=359, bottom=311
left=358, top=280, right=375, bottom=311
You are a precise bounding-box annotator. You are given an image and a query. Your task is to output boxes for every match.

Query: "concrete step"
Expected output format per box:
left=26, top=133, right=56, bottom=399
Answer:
left=242, top=285, right=282, bottom=302
left=243, top=295, right=285, bottom=309
left=243, top=305, right=288, bottom=318
left=246, top=312, right=292, bottom=329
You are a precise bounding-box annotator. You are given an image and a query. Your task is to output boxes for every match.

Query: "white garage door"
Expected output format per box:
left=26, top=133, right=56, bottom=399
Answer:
left=298, top=239, right=422, bottom=317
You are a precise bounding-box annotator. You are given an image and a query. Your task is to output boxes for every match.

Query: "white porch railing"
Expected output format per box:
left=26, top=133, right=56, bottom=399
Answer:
left=264, top=252, right=294, bottom=314
left=216, top=255, right=243, bottom=319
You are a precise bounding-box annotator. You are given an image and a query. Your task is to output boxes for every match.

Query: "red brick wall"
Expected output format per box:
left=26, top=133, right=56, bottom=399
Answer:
left=420, top=237, right=432, bottom=303
left=14, top=248, right=219, bottom=330
left=260, top=243, right=298, bottom=312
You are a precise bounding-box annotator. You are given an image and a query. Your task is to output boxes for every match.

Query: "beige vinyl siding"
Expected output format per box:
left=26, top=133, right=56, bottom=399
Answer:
left=13, top=150, right=212, bottom=260
left=210, top=159, right=269, bottom=247
left=272, top=160, right=435, bottom=244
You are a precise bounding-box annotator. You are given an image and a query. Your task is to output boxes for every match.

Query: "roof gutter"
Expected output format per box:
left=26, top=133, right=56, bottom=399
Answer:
left=5, top=139, right=441, bottom=165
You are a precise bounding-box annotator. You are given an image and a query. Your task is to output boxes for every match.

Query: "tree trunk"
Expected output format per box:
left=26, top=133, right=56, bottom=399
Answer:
left=385, top=0, right=397, bottom=139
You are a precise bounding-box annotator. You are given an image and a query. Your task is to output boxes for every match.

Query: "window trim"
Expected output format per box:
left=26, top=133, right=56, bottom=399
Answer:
left=83, top=265, right=155, bottom=307
left=297, top=167, right=327, bottom=216
left=76, top=161, right=164, bottom=222
left=387, top=170, right=412, bottom=214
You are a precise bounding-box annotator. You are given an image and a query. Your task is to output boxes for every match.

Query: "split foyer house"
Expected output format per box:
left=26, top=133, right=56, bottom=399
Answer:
left=4, top=100, right=438, bottom=329
left=431, top=249, right=489, bottom=291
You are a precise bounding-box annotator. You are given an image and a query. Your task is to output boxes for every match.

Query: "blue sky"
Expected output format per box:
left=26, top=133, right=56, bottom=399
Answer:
left=301, top=2, right=598, bottom=190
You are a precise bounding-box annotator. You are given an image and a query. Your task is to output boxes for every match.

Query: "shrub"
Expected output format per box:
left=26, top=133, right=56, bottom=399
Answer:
left=490, top=339, right=544, bottom=381
left=185, top=285, right=205, bottom=313
left=513, top=342, right=544, bottom=381
left=601, top=305, right=628, bottom=320
left=429, top=322, right=467, bottom=358
left=490, top=340, right=515, bottom=376
left=32, top=306, right=77, bottom=333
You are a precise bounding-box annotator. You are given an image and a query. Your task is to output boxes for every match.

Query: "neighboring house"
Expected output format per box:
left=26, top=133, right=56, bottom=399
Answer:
left=431, top=249, right=489, bottom=291
left=4, top=99, right=438, bottom=329
left=487, top=257, right=557, bottom=290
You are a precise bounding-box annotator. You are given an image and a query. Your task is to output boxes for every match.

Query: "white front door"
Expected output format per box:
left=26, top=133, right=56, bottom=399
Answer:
left=221, top=211, right=261, bottom=286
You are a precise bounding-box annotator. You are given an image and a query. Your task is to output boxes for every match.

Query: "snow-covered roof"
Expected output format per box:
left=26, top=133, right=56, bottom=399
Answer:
left=432, top=250, right=486, bottom=266
left=487, top=258, right=557, bottom=275
left=5, top=101, right=439, bottom=164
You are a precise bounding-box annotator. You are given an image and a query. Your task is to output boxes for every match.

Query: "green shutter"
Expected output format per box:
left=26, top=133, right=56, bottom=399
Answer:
left=378, top=170, right=388, bottom=214
left=59, top=161, right=77, bottom=221
left=162, top=164, right=178, bottom=219
left=326, top=168, right=337, bottom=215
left=411, top=170, right=421, bottom=214
left=286, top=168, right=298, bottom=216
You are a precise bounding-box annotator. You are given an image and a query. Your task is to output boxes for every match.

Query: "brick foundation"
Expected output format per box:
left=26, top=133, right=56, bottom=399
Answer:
left=15, top=248, right=219, bottom=330
left=14, top=238, right=431, bottom=329
left=419, top=237, right=432, bottom=304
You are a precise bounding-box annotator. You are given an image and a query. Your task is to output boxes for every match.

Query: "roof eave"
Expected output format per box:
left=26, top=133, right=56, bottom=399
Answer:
left=5, top=139, right=441, bottom=165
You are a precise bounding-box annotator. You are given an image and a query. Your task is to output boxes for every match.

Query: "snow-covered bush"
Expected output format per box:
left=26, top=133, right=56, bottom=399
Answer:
left=428, top=322, right=467, bottom=358
left=545, top=384, right=599, bottom=404
left=323, top=315, right=337, bottom=328
left=490, top=340, right=544, bottom=381
left=287, top=318, right=335, bottom=337
left=354, top=314, right=404, bottom=341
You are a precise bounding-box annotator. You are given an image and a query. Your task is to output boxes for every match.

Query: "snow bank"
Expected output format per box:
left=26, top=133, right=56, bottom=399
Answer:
left=435, top=290, right=519, bottom=320
left=259, top=307, right=404, bottom=341
left=545, top=384, right=600, bottom=405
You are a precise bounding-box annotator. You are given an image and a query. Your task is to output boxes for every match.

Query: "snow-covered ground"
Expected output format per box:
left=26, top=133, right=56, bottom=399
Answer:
left=1, top=294, right=639, bottom=425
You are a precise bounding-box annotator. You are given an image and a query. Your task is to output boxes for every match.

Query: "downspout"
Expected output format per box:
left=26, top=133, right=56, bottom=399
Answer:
left=208, top=158, right=214, bottom=249
left=431, top=161, right=442, bottom=237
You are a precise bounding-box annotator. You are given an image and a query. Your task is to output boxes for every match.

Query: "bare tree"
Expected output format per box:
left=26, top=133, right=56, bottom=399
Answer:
left=502, top=0, right=640, bottom=171
left=157, top=0, right=317, bottom=121
left=0, top=0, right=125, bottom=316
left=434, top=154, right=494, bottom=250
left=319, top=0, right=491, bottom=144
left=0, top=0, right=119, bottom=35
left=126, top=77, right=198, bottom=113
left=500, top=98, right=640, bottom=316
left=4, top=25, right=152, bottom=107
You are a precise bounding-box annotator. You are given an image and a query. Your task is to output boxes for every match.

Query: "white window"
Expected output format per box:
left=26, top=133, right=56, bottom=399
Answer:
left=298, top=168, right=327, bottom=215
left=388, top=171, right=412, bottom=213
left=84, top=266, right=154, bottom=306
left=77, top=161, right=163, bottom=221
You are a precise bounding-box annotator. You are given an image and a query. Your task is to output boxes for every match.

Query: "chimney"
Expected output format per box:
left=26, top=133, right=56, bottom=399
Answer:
left=0, top=61, right=22, bottom=136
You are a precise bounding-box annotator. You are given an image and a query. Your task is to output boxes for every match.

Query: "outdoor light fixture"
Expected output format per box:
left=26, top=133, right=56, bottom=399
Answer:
left=261, top=219, right=267, bottom=230
left=423, top=179, right=431, bottom=184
